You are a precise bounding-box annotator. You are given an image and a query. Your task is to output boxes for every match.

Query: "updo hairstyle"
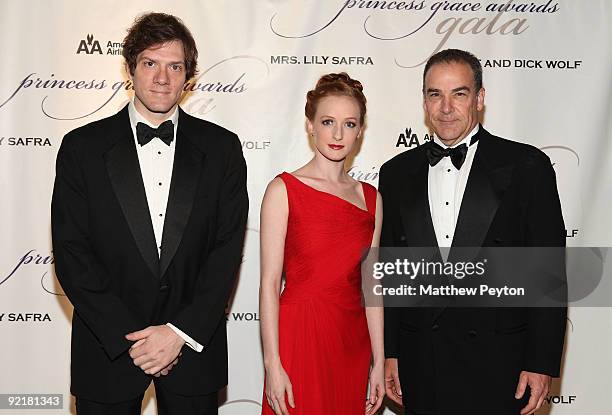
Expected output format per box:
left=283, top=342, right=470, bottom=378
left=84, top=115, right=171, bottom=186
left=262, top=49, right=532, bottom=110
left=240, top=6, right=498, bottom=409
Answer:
left=305, top=72, right=367, bottom=125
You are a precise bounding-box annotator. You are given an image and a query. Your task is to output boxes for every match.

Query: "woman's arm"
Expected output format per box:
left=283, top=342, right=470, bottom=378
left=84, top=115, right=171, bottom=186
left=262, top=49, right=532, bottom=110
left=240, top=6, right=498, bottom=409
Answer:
left=365, top=191, right=385, bottom=414
left=259, top=177, right=294, bottom=414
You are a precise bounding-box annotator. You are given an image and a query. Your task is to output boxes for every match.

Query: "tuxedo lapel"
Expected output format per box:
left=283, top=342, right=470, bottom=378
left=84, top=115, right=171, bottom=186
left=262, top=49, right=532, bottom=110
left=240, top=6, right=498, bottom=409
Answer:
left=399, top=146, right=446, bottom=321
left=451, top=154, right=498, bottom=249
left=159, top=110, right=206, bottom=278
left=104, top=107, right=159, bottom=278
left=399, top=151, right=438, bottom=250
left=452, top=128, right=510, bottom=250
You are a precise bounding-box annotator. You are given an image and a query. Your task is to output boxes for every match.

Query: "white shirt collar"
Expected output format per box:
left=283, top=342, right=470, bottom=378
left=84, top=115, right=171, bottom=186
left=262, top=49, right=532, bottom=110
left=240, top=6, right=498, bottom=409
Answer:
left=433, top=124, right=480, bottom=149
left=128, top=99, right=179, bottom=133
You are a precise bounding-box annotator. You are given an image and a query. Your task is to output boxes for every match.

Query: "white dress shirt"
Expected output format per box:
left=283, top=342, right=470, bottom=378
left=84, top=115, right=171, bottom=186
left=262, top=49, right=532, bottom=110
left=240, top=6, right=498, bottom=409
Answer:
left=128, top=101, right=203, bottom=352
left=428, top=124, right=480, bottom=249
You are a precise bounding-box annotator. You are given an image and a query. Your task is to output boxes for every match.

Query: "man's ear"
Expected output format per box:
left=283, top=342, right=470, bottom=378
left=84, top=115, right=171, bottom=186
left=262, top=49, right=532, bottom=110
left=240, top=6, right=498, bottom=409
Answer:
left=125, top=62, right=133, bottom=80
left=477, top=87, right=485, bottom=111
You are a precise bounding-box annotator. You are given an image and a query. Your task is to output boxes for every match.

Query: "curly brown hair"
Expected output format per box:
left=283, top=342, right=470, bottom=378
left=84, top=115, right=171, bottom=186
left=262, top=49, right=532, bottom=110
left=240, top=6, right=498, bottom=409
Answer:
left=305, top=72, right=367, bottom=125
left=122, top=12, right=198, bottom=80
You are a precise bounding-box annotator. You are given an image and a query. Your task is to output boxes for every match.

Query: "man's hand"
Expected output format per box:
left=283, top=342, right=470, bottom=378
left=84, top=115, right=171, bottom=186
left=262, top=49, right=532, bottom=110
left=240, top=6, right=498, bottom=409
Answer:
left=384, top=358, right=403, bottom=406
left=515, top=370, right=551, bottom=415
left=126, top=325, right=185, bottom=375
left=153, top=355, right=181, bottom=378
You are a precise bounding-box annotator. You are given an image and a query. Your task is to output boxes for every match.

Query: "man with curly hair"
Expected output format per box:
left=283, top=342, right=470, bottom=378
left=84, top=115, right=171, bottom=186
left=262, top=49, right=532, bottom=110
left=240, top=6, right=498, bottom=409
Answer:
left=52, top=12, right=248, bottom=414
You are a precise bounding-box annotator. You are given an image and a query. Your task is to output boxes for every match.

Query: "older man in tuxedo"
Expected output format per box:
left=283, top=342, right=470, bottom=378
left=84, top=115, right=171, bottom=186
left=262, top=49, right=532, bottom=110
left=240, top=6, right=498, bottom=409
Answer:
left=379, top=49, right=566, bottom=415
left=52, top=12, right=248, bottom=415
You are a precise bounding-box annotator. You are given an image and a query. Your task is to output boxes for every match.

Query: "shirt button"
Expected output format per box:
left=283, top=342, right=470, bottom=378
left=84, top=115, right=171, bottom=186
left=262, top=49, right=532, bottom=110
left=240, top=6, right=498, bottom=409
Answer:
left=158, top=182, right=162, bottom=186
left=445, top=235, right=450, bottom=239
left=158, top=151, right=162, bottom=155
left=159, top=213, right=163, bottom=217
left=447, top=169, right=451, bottom=172
left=445, top=202, right=449, bottom=206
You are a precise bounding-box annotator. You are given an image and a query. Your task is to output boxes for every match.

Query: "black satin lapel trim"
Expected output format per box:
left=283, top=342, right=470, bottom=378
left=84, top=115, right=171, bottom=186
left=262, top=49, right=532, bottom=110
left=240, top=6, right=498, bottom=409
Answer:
left=105, top=134, right=159, bottom=278
left=159, top=130, right=204, bottom=278
left=400, top=159, right=438, bottom=249
left=452, top=149, right=500, bottom=250
left=398, top=153, right=448, bottom=322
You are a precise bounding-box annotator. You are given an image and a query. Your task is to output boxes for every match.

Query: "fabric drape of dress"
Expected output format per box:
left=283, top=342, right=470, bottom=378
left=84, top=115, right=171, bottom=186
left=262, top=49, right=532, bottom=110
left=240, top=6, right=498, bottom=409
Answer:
left=261, top=172, right=377, bottom=414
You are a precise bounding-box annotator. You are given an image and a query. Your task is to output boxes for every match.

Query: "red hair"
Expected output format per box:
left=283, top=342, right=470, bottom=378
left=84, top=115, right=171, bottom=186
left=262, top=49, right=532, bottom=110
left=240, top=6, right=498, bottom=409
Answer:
left=305, top=72, right=367, bottom=124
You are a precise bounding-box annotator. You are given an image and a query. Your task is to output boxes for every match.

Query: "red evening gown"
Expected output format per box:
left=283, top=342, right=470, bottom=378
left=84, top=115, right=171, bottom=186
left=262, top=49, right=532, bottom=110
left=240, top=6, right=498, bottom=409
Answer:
left=261, top=172, right=377, bottom=414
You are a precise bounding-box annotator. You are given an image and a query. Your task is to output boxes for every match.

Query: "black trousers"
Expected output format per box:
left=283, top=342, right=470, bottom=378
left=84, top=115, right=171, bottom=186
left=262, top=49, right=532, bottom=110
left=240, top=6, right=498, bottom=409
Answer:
left=76, top=383, right=218, bottom=415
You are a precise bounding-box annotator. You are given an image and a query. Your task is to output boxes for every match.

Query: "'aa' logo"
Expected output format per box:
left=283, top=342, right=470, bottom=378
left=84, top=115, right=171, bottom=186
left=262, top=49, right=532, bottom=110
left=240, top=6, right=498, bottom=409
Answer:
left=396, top=127, right=435, bottom=148
left=76, top=34, right=102, bottom=55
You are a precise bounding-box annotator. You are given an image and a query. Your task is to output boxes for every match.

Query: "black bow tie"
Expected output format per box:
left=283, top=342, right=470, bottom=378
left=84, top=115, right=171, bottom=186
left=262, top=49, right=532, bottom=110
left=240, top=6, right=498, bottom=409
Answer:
left=136, top=120, right=174, bottom=146
left=426, top=134, right=479, bottom=170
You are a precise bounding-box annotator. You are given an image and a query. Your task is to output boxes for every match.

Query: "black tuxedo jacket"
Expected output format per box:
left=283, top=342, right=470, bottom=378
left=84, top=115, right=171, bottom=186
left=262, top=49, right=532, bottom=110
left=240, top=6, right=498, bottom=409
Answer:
left=379, top=127, right=566, bottom=414
left=51, top=105, right=248, bottom=402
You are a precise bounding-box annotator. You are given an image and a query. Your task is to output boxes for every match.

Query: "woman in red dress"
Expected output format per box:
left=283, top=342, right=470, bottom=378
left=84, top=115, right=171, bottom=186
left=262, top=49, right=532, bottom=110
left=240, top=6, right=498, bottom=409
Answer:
left=260, top=73, right=384, bottom=415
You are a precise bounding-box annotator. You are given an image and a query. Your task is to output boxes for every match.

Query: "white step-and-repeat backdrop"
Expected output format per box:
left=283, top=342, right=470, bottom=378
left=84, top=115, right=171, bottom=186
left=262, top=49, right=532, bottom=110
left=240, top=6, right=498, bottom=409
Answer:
left=1, top=1, right=611, bottom=414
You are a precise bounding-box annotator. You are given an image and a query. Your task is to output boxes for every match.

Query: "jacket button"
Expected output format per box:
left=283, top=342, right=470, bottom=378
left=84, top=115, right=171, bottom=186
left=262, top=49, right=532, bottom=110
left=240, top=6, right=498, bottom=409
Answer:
left=159, top=284, right=169, bottom=292
left=468, top=329, right=477, bottom=337
left=432, top=324, right=439, bottom=331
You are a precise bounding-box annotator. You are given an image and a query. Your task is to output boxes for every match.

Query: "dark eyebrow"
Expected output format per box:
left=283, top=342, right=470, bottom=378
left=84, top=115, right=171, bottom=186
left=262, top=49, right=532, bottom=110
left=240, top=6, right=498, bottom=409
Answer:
left=138, top=55, right=185, bottom=65
left=426, top=86, right=471, bottom=94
